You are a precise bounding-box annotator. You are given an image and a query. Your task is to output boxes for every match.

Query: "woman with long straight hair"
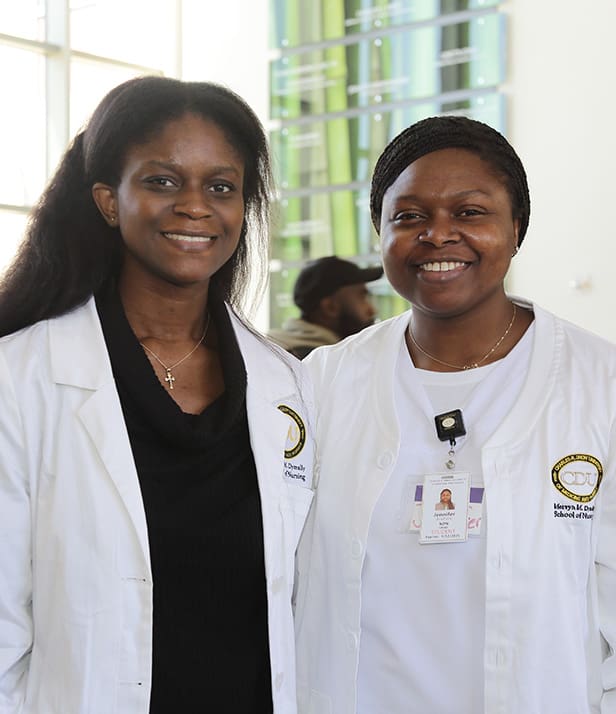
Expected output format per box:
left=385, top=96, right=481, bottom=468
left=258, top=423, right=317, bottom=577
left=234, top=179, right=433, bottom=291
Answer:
left=0, top=76, right=314, bottom=714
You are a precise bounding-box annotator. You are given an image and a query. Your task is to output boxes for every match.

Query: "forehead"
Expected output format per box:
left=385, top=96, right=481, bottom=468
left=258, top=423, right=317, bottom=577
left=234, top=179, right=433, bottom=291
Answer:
left=125, top=113, right=243, bottom=166
left=337, top=282, right=369, bottom=298
left=384, top=148, right=507, bottom=200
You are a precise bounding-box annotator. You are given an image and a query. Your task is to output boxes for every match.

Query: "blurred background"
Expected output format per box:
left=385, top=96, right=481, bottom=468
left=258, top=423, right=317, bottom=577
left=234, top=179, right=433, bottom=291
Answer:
left=1, top=0, right=614, bottom=339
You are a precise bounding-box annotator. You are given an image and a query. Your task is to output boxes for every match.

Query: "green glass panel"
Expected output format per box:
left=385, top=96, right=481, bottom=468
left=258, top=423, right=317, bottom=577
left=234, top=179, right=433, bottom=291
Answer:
left=270, top=12, right=504, bottom=119
left=270, top=0, right=499, bottom=48
left=270, top=92, right=504, bottom=190
left=273, top=188, right=376, bottom=262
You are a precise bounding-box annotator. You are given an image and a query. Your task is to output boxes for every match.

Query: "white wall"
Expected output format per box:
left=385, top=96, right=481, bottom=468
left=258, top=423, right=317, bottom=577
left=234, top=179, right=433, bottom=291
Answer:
left=181, top=0, right=270, bottom=325
left=181, top=0, right=270, bottom=122
left=183, top=0, right=616, bottom=341
left=502, top=0, right=616, bottom=341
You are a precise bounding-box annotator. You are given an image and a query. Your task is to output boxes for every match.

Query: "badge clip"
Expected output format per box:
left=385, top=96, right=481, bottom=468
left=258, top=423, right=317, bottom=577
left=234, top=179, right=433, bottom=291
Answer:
left=434, top=409, right=466, bottom=470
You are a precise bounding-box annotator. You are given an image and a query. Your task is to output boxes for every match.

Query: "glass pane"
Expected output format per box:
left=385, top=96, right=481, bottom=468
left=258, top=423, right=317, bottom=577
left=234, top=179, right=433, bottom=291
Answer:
left=0, top=0, right=45, bottom=41
left=271, top=12, right=505, bottom=120
left=70, top=60, right=159, bottom=135
left=70, top=0, right=177, bottom=74
left=0, top=211, right=28, bottom=276
left=271, top=0, right=499, bottom=49
left=0, top=46, right=46, bottom=205
left=273, top=188, right=376, bottom=262
left=271, top=92, right=504, bottom=191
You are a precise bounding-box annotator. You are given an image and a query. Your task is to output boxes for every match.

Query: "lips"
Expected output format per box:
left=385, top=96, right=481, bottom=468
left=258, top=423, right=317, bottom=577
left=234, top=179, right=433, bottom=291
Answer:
left=162, top=232, right=216, bottom=243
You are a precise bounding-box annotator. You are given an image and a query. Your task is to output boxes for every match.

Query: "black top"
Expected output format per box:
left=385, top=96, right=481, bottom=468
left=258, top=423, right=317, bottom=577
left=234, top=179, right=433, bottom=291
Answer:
left=95, top=285, right=273, bottom=713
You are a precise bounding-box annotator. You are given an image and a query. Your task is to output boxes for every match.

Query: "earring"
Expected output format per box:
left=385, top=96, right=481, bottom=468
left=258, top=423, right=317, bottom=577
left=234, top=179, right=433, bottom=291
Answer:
left=511, top=245, right=519, bottom=257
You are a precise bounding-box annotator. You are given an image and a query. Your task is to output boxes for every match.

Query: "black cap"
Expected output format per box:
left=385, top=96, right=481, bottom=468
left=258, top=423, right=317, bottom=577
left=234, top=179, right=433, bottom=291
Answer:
left=293, top=256, right=384, bottom=313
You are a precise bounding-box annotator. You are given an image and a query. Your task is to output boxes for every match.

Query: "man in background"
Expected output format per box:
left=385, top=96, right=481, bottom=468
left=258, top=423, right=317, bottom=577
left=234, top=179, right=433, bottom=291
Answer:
left=268, top=256, right=383, bottom=359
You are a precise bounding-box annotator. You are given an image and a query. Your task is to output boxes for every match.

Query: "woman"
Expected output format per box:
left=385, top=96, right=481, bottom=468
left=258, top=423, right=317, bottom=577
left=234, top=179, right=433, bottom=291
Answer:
left=435, top=488, right=454, bottom=511
left=294, top=116, right=616, bottom=713
left=0, top=76, right=314, bottom=714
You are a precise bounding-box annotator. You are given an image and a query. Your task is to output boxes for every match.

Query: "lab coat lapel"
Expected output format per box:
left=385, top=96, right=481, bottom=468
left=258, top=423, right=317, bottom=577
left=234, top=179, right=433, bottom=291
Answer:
left=49, top=299, right=151, bottom=573
left=228, top=309, right=292, bottom=489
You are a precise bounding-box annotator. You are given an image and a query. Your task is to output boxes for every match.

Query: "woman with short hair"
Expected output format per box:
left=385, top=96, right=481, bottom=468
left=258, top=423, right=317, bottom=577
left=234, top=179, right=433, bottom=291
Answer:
left=295, top=115, right=616, bottom=714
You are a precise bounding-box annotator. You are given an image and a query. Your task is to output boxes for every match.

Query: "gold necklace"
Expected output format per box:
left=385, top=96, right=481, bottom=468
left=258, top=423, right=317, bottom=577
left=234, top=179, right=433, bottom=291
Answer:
left=140, top=314, right=211, bottom=390
left=408, top=303, right=517, bottom=371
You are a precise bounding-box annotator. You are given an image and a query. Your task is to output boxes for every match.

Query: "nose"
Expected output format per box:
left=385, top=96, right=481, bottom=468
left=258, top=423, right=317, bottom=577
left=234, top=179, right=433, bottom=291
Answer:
left=173, top=186, right=213, bottom=219
left=418, top=214, right=460, bottom=245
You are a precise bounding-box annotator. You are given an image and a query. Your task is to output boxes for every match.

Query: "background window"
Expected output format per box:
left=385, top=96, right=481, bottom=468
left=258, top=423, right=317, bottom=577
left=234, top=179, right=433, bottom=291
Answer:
left=0, top=0, right=180, bottom=274
left=268, top=0, right=506, bottom=329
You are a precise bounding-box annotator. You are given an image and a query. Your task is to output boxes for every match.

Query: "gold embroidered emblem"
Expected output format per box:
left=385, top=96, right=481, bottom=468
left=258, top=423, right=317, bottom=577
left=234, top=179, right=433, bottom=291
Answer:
left=277, top=404, right=306, bottom=459
left=551, top=453, right=603, bottom=503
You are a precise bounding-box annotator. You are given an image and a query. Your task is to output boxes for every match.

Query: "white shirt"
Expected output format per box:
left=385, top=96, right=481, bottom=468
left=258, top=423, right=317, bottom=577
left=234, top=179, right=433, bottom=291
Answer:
left=358, top=326, right=534, bottom=714
left=295, top=300, right=616, bottom=714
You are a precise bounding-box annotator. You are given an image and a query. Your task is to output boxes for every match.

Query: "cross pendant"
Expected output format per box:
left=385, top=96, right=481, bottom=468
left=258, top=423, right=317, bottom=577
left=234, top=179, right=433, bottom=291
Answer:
left=164, top=369, right=176, bottom=389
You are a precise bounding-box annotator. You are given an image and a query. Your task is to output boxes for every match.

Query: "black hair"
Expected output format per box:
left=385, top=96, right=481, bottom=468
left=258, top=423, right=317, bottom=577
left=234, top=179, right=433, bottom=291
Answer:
left=0, top=75, right=273, bottom=336
left=370, top=115, right=530, bottom=245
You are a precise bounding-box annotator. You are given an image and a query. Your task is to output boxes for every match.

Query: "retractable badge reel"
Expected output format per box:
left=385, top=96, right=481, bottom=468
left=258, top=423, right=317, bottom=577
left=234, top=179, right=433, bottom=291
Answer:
left=434, top=409, right=466, bottom=470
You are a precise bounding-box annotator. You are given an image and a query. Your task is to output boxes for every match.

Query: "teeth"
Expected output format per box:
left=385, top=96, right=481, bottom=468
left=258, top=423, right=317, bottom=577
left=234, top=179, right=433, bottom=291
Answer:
left=420, top=261, right=465, bottom=272
left=164, top=233, right=215, bottom=243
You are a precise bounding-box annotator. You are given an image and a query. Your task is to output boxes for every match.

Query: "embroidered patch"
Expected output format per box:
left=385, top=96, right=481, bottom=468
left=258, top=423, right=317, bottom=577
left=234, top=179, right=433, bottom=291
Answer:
left=551, top=453, right=603, bottom=503
left=277, top=404, right=306, bottom=459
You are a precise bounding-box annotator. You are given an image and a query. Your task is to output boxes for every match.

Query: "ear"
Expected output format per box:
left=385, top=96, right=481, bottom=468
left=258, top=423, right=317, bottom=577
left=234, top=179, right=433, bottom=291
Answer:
left=511, top=217, right=521, bottom=255
left=92, top=183, right=119, bottom=227
left=320, top=294, right=341, bottom=319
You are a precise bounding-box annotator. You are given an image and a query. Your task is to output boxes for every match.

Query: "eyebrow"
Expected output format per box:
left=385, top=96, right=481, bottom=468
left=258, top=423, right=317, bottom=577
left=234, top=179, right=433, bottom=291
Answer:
left=143, top=159, right=242, bottom=176
left=392, top=188, right=492, bottom=203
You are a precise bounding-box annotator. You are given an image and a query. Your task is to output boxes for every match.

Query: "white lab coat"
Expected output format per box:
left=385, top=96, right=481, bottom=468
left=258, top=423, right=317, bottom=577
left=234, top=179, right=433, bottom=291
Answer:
left=0, top=298, right=315, bottom=714
left=295, top=299, right=616, bottom=714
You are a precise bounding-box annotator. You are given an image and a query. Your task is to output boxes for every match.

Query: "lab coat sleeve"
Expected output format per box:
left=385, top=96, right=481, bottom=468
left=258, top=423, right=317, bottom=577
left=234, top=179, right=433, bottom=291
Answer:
left=597, top=414, right=616, bottom=713
left=0, top=344, right=32, bottom=712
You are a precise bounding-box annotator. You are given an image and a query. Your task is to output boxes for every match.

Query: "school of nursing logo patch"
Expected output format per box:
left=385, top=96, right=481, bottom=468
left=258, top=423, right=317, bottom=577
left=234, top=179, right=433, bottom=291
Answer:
left=277, top=404, right=306, bottom=459
left=551, top=453, right=603, bottom=503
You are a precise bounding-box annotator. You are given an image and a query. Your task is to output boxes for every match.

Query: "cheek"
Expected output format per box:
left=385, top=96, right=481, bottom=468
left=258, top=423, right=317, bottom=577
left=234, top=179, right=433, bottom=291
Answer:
left=381, top=233, right=410, bottom=278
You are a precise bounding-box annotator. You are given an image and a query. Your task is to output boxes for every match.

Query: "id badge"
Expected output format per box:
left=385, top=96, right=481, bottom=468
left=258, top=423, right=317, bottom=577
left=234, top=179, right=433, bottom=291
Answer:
left=419, top=472, right=471, bottom=544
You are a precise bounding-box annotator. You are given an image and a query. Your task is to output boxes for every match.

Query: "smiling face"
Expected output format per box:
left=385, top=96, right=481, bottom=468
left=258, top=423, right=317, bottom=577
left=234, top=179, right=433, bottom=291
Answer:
left=380, top=148, right=519, bottom=320
left=92, top=112, right=245, bottom=293
left=440, top=489, right=452, bottom=504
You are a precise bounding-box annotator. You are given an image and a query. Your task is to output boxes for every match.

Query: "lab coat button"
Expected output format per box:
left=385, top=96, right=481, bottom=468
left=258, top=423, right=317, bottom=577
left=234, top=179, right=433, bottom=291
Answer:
left=351, top=539, right=362, bottom=558
left=346, top=632, right=358, bottom=651
left=491, top=551, right=503, bottom=570
left=377, top=451, right=393, bottom=469
left=275, top=672, right=284, bottom=691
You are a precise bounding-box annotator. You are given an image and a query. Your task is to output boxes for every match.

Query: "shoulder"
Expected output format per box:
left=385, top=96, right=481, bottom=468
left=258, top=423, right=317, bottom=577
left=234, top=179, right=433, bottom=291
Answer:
left=532, top=302, right=616, bottom=365
left=0, top=299, right=108, bottom=387
left=305, top=310, right=410, bottom=390
left=307, top=311, right=410, bottom=366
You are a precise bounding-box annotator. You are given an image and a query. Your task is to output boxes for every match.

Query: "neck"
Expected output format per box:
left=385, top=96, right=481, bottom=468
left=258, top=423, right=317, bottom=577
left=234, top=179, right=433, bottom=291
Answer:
left=118, top=273, right=210, bottom=343
left=408, top=297, right=522, bottom=372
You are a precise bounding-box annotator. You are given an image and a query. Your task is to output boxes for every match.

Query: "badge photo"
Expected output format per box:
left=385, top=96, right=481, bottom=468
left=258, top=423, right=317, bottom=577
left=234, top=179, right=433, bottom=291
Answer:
left=419, top=473, right=471, bottom=544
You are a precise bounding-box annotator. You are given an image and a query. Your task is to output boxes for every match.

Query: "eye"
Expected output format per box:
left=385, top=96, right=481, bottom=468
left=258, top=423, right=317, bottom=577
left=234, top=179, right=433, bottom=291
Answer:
left=458, top=207, right=485, bottom=217
left=209, top=182, right=234, bottom=194
left=144, top=176, right=177, bottom=188
left=393, top=210, right=424, bottom=222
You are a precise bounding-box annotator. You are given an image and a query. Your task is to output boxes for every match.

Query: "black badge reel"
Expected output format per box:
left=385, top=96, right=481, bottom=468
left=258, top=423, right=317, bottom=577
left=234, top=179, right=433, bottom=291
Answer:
left=434, top=409, right=466, bottom=470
